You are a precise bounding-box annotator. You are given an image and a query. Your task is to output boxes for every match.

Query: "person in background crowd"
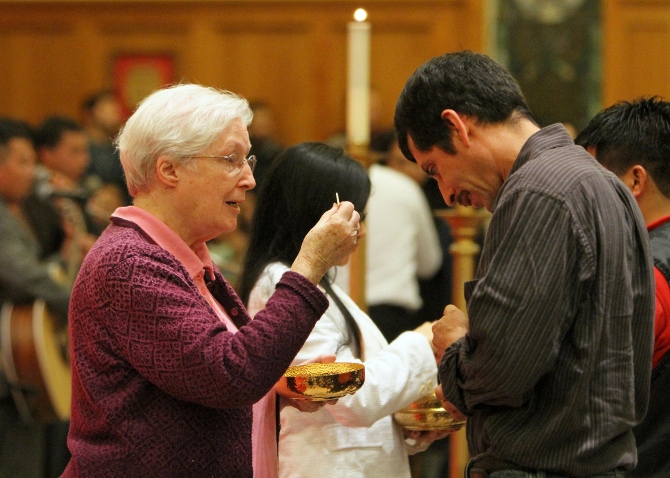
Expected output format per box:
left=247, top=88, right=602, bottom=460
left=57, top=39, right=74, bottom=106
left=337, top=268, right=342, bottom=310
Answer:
left=575, top=96, right=670, bottom=478
left=34, top=116, right=90, bottom=196
left=33, top=117, right=100, bottom=262
left=35, top=114, right=124, bottom=235
left=384, top=137, right=454, bottom=321
left=63, top=84, right=361, bottom=477
left=0, top=117, right=71, bottom=478
left=239, top=142, right=447, bottom=478
left=80, top=89, right=130, bottom=206
left=395, top=50, right=654, bottom=477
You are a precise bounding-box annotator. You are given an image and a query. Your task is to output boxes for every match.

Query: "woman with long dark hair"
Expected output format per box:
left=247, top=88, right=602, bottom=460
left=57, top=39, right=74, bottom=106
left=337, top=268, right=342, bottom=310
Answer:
left=239, top=142, right=443, bottom=478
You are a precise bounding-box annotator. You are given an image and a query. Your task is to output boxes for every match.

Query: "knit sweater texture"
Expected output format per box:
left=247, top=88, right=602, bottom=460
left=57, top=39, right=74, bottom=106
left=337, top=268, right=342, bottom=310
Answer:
left=63, top=218, right=328, bottom=477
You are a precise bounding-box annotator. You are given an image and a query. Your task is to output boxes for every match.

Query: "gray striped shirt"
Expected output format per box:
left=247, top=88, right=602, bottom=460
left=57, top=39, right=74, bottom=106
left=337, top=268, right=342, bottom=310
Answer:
left=440, top=124, right=654, bottom=475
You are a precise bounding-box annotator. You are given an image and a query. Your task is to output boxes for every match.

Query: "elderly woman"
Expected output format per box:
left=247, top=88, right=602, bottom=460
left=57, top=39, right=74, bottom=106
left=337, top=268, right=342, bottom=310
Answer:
left=63, top=85, right=361, bottom=477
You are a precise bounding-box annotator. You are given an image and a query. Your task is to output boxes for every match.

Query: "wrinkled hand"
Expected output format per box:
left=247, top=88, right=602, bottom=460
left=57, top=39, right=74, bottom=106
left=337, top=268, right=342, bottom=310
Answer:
left=278, top=354, right=339, bottom=413
left=435, top=384, right=466, bottom=422
left=291, top=201, right=361, bottom=285
left=432, top=305, right=468, bottom=359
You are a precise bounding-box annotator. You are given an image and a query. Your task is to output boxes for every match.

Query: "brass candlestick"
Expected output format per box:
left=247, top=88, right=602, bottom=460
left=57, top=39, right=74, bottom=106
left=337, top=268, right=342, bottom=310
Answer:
left=435, top=205, right=490, bottom=478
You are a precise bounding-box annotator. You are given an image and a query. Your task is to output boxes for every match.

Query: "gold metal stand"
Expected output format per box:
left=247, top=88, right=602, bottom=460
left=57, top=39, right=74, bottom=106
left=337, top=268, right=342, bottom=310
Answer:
left=435, top=205, right=490, bottom=478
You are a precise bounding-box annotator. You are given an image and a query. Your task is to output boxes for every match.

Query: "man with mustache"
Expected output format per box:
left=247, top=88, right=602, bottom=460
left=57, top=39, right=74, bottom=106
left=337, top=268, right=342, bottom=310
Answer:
left=394, top=51, right=654, bottom=477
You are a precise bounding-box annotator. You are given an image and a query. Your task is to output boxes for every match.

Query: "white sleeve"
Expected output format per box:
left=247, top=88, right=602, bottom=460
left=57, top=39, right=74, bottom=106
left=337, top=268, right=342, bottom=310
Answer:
left=249, top=264, right=438, bottom=429
left=325, top=330, right=438, bottom=428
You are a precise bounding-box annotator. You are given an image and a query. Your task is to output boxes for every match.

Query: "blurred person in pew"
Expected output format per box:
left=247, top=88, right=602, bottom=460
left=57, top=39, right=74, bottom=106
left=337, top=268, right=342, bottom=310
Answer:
left=0, top=117, right=72, bottom=478
left=384, top=137, right=454, bottom=478
left=35, top=114, right=124, bottom=235
left=247, top=100, right=283, bottom=193
left=80, top=89, right=130, bottom=207
left=34, top=116, right=99, bottom=261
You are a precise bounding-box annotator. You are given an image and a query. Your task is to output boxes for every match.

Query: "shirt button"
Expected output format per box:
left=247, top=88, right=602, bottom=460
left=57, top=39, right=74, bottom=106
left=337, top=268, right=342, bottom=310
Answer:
left=230, top=307, right=239, bottom=316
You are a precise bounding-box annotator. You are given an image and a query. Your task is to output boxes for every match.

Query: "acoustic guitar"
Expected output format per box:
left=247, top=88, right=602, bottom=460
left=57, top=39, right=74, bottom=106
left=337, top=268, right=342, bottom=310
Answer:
left=0, top=195, right=83, bottom=424
left=0, top=299, right=71, bottom=423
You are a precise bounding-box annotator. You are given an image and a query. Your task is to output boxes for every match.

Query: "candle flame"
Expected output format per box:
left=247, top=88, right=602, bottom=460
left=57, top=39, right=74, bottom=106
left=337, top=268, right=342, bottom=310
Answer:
left=354, top=8, right=368, bottom=22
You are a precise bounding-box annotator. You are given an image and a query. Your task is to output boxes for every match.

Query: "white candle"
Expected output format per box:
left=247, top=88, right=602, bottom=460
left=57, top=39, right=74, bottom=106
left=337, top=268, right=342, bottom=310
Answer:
left=347, top=8, right=370, bottom=147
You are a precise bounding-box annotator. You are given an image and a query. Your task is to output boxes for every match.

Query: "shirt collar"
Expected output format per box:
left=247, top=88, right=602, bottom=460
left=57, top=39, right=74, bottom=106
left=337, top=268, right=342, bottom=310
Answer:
left=509, top=123, right=575, bottom=177
left=112, top=206, right=216, bottom=281
left=647, top=214, right=670, bottom=232
left=491, top=123, right=575, bottom=212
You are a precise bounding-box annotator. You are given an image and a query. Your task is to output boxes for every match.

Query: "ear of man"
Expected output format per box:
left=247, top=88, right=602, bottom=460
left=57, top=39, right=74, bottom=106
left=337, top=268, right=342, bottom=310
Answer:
left=440, top=109, right=471, bottom=149
left=621, top=164, right=647, bottom=199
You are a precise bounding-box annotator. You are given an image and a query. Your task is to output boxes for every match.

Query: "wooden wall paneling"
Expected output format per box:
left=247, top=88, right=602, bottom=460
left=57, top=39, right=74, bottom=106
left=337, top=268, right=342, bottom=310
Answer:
left=624, top=19, right=670, bottom=100
left=604, top=0, right=670, bottom=106
left=215, top=19, right=316, bottom=145
left=429, top=0, right=484, bottom=56
left=76, top=12, right=109, bottom=108
left=0, top=0, right=486, bottom=146
left=370, top=20, right=434, bottom=126
left=181, top=17, right=223, bottom=87
left=375, top=0, right=485, bottom=130
left=0, top=18, right=79, bottom=123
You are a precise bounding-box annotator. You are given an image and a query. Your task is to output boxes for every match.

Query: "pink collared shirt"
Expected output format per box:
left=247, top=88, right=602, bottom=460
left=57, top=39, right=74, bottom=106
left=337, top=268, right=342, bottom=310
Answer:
left=112, top=206, right=237, bottom=331
left=111, top=206, right=277, bottom=478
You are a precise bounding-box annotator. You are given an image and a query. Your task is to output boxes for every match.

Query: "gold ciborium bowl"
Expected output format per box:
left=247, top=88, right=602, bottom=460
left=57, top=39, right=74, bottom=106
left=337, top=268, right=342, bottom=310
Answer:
left=275, top=362, right=365, bottom=401
left=393, top=393, right=466, bottom=432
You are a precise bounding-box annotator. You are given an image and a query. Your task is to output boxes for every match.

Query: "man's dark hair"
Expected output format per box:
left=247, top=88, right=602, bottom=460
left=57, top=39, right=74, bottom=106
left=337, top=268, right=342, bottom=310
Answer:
left=575, top=96, right=670, bottom=198
left=394, top=50, right=536, bottom=162
left=34, top=116, right=83, bottom=149
left=0, top=117, right=34, bottom=161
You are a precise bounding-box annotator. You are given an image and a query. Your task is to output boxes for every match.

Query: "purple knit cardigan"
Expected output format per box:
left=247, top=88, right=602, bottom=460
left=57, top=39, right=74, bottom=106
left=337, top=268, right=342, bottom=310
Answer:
left=62, top=218, right=328, bottom=478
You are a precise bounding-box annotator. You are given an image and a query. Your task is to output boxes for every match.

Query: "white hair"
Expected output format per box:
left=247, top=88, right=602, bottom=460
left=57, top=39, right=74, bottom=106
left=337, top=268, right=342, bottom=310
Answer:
left=115, top=84, right=253, bottom=196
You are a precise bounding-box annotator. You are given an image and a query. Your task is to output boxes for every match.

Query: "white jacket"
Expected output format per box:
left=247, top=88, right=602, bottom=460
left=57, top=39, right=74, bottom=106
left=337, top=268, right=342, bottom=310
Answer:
left=365, top=164, right=443, bottom=310
left=248, top=262, right=438, bottom=478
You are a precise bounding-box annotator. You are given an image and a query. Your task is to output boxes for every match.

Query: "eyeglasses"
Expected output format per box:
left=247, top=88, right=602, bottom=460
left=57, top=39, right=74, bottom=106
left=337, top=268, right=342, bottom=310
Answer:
left=188, top=154, right=257, bottom=174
